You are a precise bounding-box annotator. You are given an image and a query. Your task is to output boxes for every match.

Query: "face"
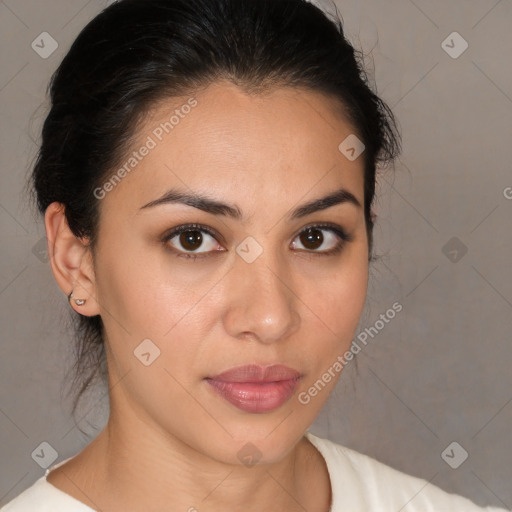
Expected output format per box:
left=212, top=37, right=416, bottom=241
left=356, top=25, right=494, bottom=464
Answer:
left=88, top=81, right=368, bottom=465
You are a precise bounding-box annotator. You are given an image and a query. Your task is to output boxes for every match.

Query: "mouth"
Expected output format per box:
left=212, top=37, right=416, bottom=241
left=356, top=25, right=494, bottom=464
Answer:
left=205, top=364, right=302, bottom=413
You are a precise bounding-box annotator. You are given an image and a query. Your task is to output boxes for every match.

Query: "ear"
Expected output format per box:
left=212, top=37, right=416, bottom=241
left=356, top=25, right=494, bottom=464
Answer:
left=44, top=202, right=100, bottom=317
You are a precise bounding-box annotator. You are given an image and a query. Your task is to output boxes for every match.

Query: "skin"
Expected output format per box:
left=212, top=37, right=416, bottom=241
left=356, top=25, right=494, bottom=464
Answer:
left=44, top=81, right=369, bottom=512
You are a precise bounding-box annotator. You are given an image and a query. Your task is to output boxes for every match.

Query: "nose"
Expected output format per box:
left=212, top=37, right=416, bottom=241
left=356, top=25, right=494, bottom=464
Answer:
left=221, top=250, right=300, bottom=344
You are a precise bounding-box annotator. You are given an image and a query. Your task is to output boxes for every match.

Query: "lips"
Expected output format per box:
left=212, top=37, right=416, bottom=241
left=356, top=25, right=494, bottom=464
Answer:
left=205, top=364, right=302, bottom=413
left=209, top=364, right=301, bottom=383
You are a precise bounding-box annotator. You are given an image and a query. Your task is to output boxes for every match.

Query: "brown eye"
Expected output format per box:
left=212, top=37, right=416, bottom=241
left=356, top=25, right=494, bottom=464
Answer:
left=165, top=224, right=224, bottom=255
left=299, top=227, right=323, bottom=250
left=291, top=225, right=345, bottom=253
left=180, top=230, right=203, bottom=251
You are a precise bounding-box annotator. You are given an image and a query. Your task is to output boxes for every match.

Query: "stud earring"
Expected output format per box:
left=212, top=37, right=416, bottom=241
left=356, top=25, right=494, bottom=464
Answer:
left=68, top=291, right=86, bottom=307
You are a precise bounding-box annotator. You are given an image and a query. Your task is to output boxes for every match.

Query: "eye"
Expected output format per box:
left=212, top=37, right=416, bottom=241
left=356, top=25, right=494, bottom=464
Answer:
left=290, top=224, right=350, bottom=255
left=162, top=222, right=351, bottom=260
left=163, top=223, right=225, bottom=258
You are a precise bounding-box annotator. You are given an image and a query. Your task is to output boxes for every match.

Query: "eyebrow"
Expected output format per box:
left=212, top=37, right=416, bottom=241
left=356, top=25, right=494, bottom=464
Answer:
left=139, top=186, right=362, bottom=220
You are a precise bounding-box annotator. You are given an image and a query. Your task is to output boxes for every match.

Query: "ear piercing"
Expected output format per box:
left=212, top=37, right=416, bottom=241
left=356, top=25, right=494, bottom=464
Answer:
left=68, top=291, right=86, bottom=306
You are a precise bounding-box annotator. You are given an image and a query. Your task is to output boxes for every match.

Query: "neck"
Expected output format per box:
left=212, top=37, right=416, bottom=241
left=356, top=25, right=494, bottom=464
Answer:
left=69, top=404, right=329, bottom=512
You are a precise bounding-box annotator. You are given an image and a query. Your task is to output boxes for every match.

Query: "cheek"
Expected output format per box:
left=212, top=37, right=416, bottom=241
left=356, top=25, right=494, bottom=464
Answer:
left=320, top=258, right=368, bottom=340
left=297, top=242, right=369, bottom=344
left=290, top=257, right=368, bottom=417
left=291, top=244, right=368, bottom=398
left=93, top=243, right=227, bottom=400
left=94, top=231, right=217, bottom=338
left=94, top=251, right=215, bottom=409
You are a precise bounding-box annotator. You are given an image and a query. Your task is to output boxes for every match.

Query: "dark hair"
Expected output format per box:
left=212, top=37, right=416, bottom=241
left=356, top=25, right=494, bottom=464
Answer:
left=31, top=0, right=401, bottom=422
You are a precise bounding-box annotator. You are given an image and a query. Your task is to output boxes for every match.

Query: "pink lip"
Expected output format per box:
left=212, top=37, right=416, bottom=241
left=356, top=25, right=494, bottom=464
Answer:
left=206, top=364, right=302, bottom=413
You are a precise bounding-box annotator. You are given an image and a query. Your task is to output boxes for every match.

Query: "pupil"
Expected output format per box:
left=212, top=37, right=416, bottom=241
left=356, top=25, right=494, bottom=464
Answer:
left=180, top=230, right=202, bottom=251
left=300, top=228, right=323, bottom=250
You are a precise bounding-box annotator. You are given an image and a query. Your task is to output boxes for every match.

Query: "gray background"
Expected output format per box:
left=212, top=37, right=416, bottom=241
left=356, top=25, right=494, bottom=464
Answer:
left=1, top=0, right=511, bottom=509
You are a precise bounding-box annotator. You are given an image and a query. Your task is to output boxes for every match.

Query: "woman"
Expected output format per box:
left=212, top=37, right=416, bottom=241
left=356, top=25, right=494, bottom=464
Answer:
left=2, top=0, right=507, bottom=510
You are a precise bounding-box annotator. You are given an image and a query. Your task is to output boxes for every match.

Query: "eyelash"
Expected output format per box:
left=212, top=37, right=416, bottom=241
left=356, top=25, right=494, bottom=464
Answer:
left=161, top=222, right=353, bottom=261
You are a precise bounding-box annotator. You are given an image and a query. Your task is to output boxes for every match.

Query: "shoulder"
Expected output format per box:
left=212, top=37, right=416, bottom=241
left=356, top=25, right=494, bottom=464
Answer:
left=2, top=476, right=62, bottom=512
left=305, top=432, right=509, bottom=512
left=1, top=459, right=93, bottom=512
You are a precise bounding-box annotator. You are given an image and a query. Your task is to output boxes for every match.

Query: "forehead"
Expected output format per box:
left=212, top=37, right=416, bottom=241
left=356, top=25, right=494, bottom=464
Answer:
left=99, top=81, right=365, bottom=218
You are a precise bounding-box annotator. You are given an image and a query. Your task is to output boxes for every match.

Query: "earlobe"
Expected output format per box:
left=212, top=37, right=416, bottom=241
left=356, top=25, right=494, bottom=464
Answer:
left=44, top=202, right=100, bottom=317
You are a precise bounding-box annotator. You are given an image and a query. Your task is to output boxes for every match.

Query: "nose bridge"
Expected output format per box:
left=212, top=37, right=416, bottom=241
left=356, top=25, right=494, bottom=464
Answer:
left=222, top=245, right=300, bottom=344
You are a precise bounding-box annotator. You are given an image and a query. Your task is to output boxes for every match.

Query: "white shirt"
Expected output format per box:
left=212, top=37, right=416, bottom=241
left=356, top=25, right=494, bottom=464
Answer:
left=1, top=432, right=508, bottom=511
